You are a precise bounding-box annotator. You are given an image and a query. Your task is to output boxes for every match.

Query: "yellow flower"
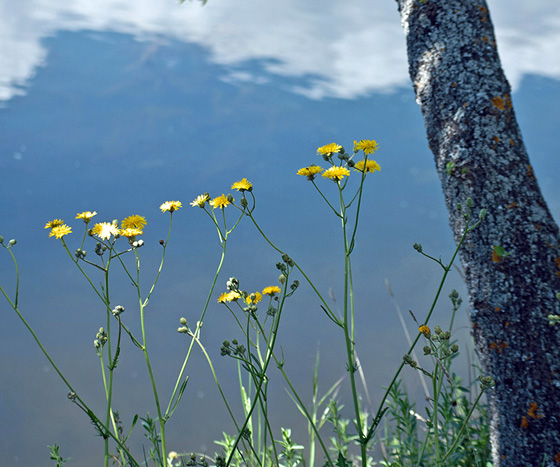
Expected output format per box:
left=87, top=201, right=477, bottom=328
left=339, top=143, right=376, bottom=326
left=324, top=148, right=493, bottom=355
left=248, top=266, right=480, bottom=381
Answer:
left=419, top=325, right=430, bottom=336
left=49, top=224, right=72, bottom=239
left=159, top=201, right=182, bottom=213
left=44, top=219, right=64, bottom=229
left=354, top=139, right=379, bottom=155
left=317, top=143, right=342, bottom=157
left=218, top=291, right=241, bottom=303
left=75, top=211, right=97, bottom=223
left=245, top=292, right=262, bottom=304
left=354, top=159, right=381, bottom=173
left=297, top=165, right=323, bottom=180
left=120, top=228, right=143, bottom=238
left=121, top=215, right=147, bottom=230
left=262, top=286, right=281, bottom=296
left=210, top=194, right=232, bottom=209
left=322, top=166, right=350, bottom=181
left=92, top=222, right=120, bottom=240
left=190, top=193, right=210, bottom=208
left=231, top=178, right=252, bottom=192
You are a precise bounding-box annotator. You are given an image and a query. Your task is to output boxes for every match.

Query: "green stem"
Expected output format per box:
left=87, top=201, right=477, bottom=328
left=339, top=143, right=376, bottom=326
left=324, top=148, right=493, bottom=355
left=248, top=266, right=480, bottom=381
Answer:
left=166, top=240, right=227, bottom=418
left=337, top=184, right=366, bottom=466
left=440, top=390, right=486, bottom=463
left=134, top=246, right=167, bottom=465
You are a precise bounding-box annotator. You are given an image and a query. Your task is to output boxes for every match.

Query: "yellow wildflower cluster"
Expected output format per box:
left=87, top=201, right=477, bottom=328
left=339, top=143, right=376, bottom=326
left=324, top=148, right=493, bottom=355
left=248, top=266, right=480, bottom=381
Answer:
left=160, top=201, right=182, bottom=213
left=245, top=292, right=262, bottom=305
left=262, top=286, right=281, bottom=296
left=46, top=202, right=181, bottom=241
left=75, top=211, right=97, bottom=223
left=210, top=194, right=231, bottom=209
left=218, top=291, right=242, bottom=303
left=297, top=139, right=381, bottom=183
left=190, top=179, right=256, bottom=211
left=322, top=166, right=350, bottom=181
left=218, top=285, right=281, bottom=305
left=231, top=178, right=252, bottom=192
left=317, top=143, right=343, bottom=157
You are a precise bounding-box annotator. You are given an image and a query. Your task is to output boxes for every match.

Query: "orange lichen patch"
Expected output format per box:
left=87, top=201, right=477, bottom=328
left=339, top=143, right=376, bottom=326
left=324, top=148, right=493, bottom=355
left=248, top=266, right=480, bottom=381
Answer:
left=489, top=340, right=508, bottom=353
left=493, top=136, right=500, bottom=143
left=506, top=202, right=518, bottom=209
left=492, top=250, right=501, bottom=263
left=535, top=224, right=541, bottom=230
left=528, top=402, right=543, bottom=419
left=492, top=96, right=506, bottom=110
left=451, top=82, right=457, bottom=87
left=482, top=36, right=488, bottom=43
left=505, top=321, right=509, bottom=326
left=505, top=94, right=513, bottom=109
left=495, top=306, right=501, bottom=312
left=527, top=164, right=534, bottom=176
left=509, top=139, right=515, bottom=146
left=554, top=452, right=560, bottom=464
left=521, top=416, right=529, bottom=429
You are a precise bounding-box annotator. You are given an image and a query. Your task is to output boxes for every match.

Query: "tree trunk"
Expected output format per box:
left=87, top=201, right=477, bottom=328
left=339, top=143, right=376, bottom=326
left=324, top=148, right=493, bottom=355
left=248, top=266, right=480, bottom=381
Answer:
left=395, top=0, right=560, bottom=465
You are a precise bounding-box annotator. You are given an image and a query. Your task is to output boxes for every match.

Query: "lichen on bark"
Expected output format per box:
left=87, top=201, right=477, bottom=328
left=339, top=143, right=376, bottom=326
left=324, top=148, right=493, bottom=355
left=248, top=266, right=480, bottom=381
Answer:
left=395, top=0, right=560, bottom=465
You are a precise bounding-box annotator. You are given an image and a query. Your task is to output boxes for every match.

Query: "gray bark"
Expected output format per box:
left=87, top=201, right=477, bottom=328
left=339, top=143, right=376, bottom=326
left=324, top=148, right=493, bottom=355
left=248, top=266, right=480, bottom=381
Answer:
left=395, top=0, right=560, bottom=465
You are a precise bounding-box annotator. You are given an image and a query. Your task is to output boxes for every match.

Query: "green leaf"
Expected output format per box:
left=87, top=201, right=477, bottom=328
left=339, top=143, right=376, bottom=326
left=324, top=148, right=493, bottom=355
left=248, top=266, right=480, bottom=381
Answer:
left=335, top=452, right=351, bottom=467
left=493, top=245, right=506, bottom=256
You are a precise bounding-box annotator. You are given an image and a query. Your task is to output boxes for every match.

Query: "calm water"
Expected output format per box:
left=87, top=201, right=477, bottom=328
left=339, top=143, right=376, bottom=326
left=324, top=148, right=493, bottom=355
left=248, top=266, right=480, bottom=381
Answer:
left=1, top=1, right=559, bottom=465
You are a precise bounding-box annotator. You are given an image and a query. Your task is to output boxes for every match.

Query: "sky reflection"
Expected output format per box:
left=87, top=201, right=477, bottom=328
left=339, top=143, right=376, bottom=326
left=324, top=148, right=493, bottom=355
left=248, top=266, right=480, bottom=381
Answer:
left=1, top=0, right=560, bottom=102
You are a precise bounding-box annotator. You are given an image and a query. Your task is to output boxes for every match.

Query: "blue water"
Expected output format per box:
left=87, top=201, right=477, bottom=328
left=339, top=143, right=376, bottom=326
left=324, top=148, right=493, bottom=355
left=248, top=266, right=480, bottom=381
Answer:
left=1, top=3, right=559, bottom=465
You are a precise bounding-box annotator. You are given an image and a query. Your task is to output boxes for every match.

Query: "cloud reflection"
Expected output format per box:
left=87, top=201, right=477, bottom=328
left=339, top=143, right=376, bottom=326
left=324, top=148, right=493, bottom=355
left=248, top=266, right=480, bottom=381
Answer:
left=1, top=0, right=559, bottom=102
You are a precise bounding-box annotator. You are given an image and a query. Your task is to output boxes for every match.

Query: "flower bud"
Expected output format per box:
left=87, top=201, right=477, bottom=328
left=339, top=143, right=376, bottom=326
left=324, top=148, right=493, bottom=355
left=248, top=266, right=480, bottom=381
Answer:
left=177, top=326, right=189, bottom=333
left=8, top=239, right=17, bottom=247
left=241, top=198, right=248, bottom=208
left=466, top=197, right=473, bottom=208
left=479, top=208, right=487, bottom=219
left=0, top=235, right=4, bottom=244
left=94, top=339, right=101, bottom=349
left=413, top=243, right=423, bottom=253
left=278, top=274, right=286, bottom=284
left=112, top=305, right=125, bottom=317
left=179, top=317, right=187, bottom=325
